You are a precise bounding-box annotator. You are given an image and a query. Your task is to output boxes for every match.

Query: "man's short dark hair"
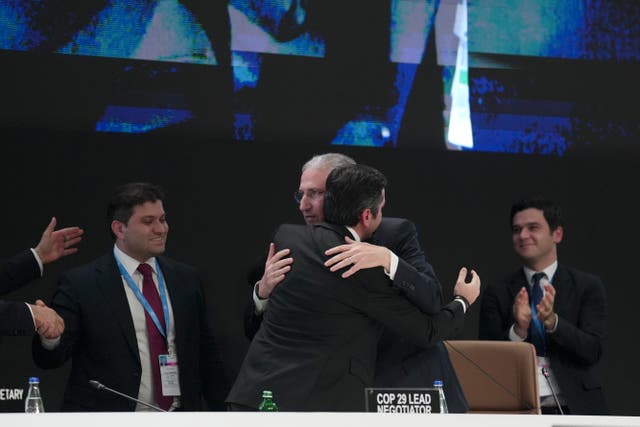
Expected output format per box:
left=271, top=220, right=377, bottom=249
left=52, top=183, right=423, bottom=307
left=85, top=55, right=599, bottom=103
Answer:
left=510, top=196, right=563, bottom=231
left=107, top=182, right=165, bottom=238
left=323, top=164, right=387, bottom=227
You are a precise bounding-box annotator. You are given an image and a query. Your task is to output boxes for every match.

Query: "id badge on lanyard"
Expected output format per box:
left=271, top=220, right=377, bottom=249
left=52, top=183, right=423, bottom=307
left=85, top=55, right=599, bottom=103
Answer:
left=159, top=354, right=181, bottom=396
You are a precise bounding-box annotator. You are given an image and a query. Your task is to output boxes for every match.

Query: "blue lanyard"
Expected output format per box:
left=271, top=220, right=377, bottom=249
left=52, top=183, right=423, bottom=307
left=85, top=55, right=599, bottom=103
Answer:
left=114, top=251, right=170, bottom=339
left=530, top=302, right=546, bottom=336
left=530, top=293, right=546, bottom=354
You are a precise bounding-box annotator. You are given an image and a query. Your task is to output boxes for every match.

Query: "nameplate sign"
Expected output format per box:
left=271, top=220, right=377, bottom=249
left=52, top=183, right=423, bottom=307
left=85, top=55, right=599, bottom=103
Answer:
left=364, top=388, right=439, bottom=413
left=0, top=383, right=25, bottom=412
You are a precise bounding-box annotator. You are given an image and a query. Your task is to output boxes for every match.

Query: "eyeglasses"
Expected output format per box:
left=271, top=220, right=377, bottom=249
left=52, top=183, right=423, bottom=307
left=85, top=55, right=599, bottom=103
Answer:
left=294, top=189, right=325, bottom=203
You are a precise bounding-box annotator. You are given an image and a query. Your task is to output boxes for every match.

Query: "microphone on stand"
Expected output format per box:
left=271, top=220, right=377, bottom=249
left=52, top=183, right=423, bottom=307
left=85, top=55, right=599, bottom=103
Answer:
left=541, top=367, right=564, bottom=415
left=89, top=380, right=167, bottom=412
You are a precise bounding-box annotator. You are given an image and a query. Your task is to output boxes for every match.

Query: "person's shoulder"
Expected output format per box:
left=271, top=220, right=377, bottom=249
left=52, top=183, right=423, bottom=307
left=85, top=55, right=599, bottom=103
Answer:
left=379, top=216, right=416, bottom=236
left=274, top=223, right=307, bottom=233
left=157, top=255, right=198, bottom=276
left=64, top=253, right=110, bottom=275
left=58, top=252, right=114, bottom=285
left=487, top=269, right=524, bottom=292
left=559, top=264, right=604, bottom=286
left=312, top=223, right=353, bottom=243
left=380, top=216, right=414, bottom=228
left=272, top=223, right=309, bottom=241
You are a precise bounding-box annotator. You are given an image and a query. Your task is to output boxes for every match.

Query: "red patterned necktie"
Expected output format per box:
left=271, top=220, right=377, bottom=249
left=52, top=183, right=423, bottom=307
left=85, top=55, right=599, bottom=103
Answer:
left=137, top=263, right=173, bottom=411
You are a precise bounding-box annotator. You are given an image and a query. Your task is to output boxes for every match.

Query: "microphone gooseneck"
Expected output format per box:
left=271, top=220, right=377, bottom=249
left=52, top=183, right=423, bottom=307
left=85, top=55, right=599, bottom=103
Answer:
left=541, top=367, right=564, bottom=415
left=88, top=380, right=167, bottom=412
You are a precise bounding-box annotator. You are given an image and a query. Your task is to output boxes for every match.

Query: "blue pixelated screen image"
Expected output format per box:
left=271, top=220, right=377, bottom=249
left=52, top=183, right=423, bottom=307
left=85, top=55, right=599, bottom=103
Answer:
left=1, top=0, right=638, bottom=155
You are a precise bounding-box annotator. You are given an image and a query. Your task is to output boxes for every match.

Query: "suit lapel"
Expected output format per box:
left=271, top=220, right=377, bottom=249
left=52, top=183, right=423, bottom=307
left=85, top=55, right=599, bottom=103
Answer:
left=508, top=269, right=529, bottom=300
left=549, top=264, right=569, bottom=314
left=95, top=253, right=140, bottom=362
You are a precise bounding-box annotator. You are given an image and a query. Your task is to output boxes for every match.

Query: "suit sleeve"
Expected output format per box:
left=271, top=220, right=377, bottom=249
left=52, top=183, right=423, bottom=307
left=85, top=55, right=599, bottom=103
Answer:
left=243, top=254, right=267, bottom=340
left=243, top=296, right=263, bottom=340
left=1, top=249, right=41, bottom=296
left=1, top=250, right=41, bottom=336
left=390, top=220, right=443, bottom=314
left=549, top=275, right=607, bottom=366
left=0, top=300, right=35, bottom=335
left=32, top=273, right=81, bottom=368
left=354, top=267, right=464, bottom=348
left=478, top=281, right=513, bottom=341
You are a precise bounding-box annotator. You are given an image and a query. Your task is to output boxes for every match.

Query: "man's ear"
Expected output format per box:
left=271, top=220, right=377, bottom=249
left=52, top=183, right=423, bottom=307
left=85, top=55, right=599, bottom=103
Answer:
left=359, top=208, right=372, bottom=227
left=111, top=220, right=126, bottom=240
left=552, top=225, right=563, bottom=244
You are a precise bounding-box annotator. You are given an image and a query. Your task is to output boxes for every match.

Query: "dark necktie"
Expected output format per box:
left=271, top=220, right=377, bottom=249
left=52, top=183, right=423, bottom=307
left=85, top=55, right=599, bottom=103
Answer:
left=137, top=263, right=173, bottom=411
left=529, top=272, right=546, bottom=356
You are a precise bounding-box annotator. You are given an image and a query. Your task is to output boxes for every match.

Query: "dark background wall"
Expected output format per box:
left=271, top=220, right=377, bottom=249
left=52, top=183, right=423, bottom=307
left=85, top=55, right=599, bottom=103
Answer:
left=1, top=128, right=638, bottom=414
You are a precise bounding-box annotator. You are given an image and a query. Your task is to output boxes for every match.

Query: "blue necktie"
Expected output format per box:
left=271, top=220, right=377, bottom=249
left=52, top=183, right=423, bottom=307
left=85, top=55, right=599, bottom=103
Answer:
left=529, top=272, right=546, bottom=355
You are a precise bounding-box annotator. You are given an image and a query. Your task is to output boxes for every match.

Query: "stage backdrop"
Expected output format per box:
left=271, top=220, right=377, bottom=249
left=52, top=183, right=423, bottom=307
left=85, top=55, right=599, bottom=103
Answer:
left=0, top=130, right=638, bottom=414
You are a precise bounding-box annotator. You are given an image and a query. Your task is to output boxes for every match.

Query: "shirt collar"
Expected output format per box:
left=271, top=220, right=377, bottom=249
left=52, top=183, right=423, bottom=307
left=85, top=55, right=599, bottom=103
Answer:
left=345, top=226, right=361, bottom=242
left=113, top=244, right=156, bottom=276
left=523, top=260, right=558, bottom=285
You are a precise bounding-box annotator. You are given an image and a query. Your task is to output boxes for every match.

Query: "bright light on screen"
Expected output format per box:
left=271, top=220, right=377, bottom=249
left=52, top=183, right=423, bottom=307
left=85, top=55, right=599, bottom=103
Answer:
left=1, top=0, right=638, bottom=154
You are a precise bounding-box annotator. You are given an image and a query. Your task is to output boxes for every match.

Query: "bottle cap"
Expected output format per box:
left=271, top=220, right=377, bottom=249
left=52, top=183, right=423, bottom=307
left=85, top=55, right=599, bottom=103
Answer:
left=433, top=380, right=443, bottom=387
left=28, top=377, right=40, bottom=383
left=262, top=390, right=273, bottom=398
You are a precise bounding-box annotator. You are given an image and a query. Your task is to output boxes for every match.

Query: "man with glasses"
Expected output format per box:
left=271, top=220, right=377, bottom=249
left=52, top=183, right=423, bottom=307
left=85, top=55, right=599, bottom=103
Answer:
left=228, top=164, right=479, bottom=410
left=243, top=153, right=469, bottom=412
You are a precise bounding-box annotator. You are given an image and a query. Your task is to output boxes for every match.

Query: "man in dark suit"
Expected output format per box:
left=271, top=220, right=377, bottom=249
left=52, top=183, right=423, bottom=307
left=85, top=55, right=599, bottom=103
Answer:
left=479, top=196, right=607, bottom=415
left=228, top=164, right=480, bottom=411
left=1, top=217, right=83, bottom=337
left=244, top=153, right=469, bottom=412
left=32, top=182, right=228, bottom=411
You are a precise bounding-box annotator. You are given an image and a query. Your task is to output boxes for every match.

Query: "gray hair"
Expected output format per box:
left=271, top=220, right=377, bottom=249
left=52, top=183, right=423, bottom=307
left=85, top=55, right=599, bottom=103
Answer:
left=302, top=153, right=356, bottom=172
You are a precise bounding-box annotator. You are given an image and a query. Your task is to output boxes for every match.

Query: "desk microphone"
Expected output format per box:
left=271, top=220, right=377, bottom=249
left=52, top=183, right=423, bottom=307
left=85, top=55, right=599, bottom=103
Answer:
left=541, top=367, right=564, bottom=415
left=88, top=380, right=167, bottom=412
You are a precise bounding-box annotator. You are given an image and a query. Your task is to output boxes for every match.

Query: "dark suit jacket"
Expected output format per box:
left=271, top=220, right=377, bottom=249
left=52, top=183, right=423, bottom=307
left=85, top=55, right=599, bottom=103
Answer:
left=228, top=223, right=465, bottom=411
left=369, top=218, right=468, bottom=413
left=1, top=250, right=40, bottom=336
left=32, top=252, right=229, bottom=411
left=479, top=264, right=608, bottom=415
left=243, top=217, right=468, bottom=412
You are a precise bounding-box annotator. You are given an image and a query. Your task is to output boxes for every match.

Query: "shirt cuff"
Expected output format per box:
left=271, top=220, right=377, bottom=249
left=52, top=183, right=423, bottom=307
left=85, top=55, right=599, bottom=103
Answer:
left=509, top=324, right=527, bottom=341
left=30, top=248, right=44, bottom=276
left=25, top=303, right=37, bottom=332
left=384, top=251, right=399, bottom=280
left=252, top=282, right=269, bottom=314
left=453, top=299, right=467, bottom=314
left=40, top=335, right=61, bottom=350
left=545, top=314, right=559, bottom=333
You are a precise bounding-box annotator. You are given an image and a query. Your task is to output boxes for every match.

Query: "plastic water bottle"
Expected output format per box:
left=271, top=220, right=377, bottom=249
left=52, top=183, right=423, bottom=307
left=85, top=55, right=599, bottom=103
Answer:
left=258, top=390, right=278, bottom=411
left=25, top=377, right=45, bottom=413
left=433, top=380, right=448, bottom=414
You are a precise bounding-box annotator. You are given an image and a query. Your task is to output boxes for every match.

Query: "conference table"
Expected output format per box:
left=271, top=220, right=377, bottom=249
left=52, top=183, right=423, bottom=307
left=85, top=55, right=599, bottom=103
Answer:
left=1, top=412, right=639, bottom=427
